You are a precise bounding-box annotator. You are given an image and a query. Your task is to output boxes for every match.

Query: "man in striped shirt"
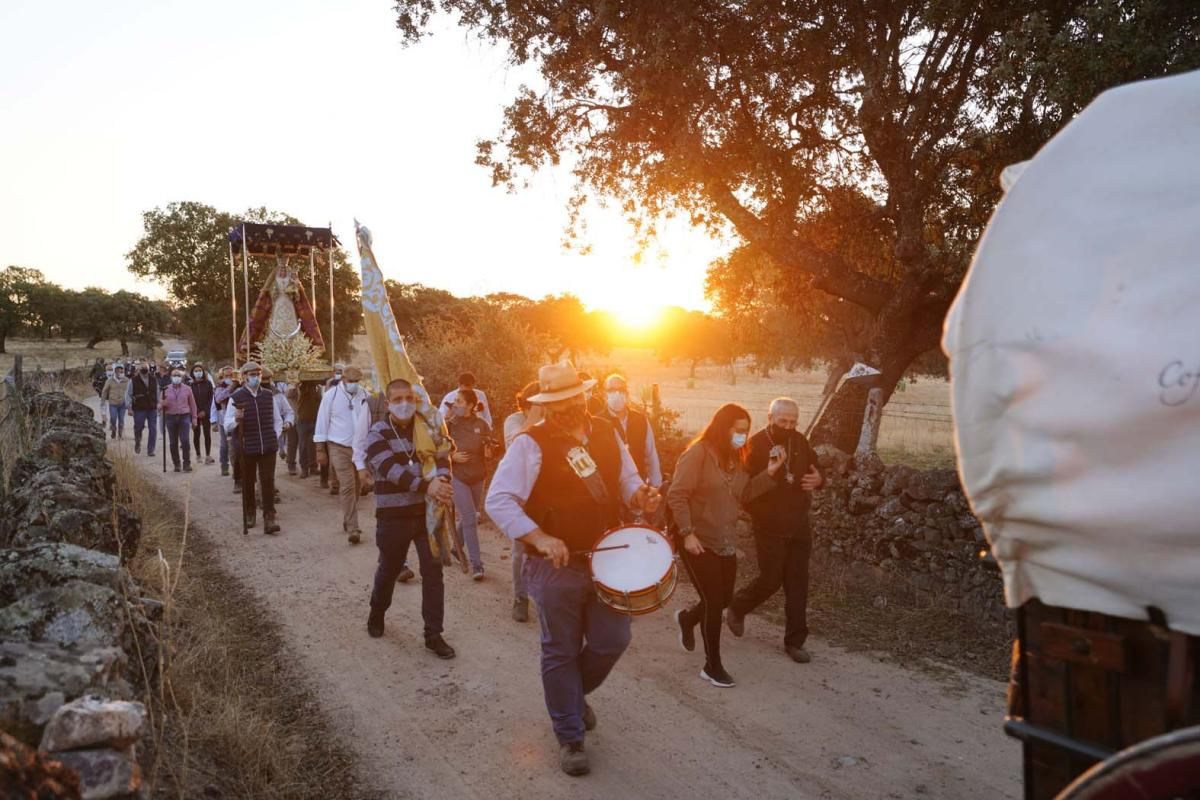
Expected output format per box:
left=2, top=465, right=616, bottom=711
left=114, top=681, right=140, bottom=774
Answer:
left=364, top=378, right=457, bottom=659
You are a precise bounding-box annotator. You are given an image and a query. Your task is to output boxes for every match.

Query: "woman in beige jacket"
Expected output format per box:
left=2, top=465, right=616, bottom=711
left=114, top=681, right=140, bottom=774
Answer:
left=99, top=364, right=130, bottom=440
left=666, top=403, right=783, bottom=688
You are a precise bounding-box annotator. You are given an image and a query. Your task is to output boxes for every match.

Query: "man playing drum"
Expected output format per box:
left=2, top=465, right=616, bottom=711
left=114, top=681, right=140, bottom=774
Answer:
left=485, top=363, right=661, bottom=777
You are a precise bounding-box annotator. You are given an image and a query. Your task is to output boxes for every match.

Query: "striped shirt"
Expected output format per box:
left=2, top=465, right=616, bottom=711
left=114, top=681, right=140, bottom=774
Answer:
left=365, top=418, right=451, bottom=518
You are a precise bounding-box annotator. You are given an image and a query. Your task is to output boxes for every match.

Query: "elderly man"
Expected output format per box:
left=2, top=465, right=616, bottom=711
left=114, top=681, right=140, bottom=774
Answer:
left=314, top=365, right=372, bottom=545
left=125, top=360, right=160, bottom=457
left=726, top=397, right=824, bottom=663
left=597, top=373, right=662, bottom=488
left=486, top=363, right=660, bottom=777
left=224, top=361, right=289, bottom=534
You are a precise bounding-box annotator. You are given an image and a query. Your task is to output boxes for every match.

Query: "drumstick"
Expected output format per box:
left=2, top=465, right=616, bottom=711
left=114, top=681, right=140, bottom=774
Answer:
left=572, top=544, right=631, bottom=555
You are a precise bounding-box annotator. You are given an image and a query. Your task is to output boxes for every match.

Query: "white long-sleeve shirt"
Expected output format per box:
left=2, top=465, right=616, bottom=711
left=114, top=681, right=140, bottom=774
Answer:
left=485, top=428, right=645, bottom=541
left=223, top=386, right=288, bottom=440
left=440, top=388, right=493, bottom=428
left=312, top=383, right=371, bottom=470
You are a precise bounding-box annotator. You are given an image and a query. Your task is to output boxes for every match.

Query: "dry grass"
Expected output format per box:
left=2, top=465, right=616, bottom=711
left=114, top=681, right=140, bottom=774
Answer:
left=111, top=455, right=374, bottom=800
left=0, top=338, right=135, bottom=375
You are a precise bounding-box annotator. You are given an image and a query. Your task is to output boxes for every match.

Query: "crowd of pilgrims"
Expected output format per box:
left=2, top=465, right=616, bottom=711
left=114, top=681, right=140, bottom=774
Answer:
left=91, top=355, right=824, bottom=777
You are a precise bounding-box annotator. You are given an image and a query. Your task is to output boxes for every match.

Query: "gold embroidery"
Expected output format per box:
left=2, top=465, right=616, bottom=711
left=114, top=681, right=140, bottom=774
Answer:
left=566, top=446, right=597, bottom=479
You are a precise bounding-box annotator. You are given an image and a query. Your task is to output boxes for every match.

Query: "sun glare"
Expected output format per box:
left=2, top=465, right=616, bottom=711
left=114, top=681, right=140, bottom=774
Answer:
left=613, top=301, right=666, bottom=331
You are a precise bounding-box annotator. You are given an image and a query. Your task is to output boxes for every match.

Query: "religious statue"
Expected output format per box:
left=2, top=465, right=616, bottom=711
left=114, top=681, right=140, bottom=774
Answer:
left=238, top=254, right=325, bottom=359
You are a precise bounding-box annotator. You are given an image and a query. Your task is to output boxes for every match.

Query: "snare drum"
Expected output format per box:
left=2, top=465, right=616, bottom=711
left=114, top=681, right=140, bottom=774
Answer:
left=589, top=525, right=677, bottom=616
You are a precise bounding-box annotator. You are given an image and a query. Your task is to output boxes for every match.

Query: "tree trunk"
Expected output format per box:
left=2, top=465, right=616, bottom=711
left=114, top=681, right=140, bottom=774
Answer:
left=809, top=283, right=946, bottom=454
left=0, top=329, right=6, bottom=354
left=86, top=335, right=102, bottom=349
left=689, top=359, right=698, bottom=379
left=120, top=339, right=130, bottom=356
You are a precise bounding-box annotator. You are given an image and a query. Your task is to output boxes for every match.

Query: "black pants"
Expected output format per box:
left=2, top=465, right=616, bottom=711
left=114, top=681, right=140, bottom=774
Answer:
left=370, top=514, right=444, bottom=638
left=193, top=413, right=211, bottom=457
left=241, top=451, right=277, bottom=520
left=679, top=548, right=737, bottom=673
left=231, top=433, right=241, bottom=483
left=730, top=532, right=812, bottom=648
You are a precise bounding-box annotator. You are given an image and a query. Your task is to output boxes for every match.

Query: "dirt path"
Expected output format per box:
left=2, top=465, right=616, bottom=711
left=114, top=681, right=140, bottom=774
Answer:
left=106, top=422, right=1020, bottom=800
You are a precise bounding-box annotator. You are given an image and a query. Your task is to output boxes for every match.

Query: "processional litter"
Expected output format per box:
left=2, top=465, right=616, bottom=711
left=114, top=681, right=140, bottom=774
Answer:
left=226, top=222, right=339, bottom=369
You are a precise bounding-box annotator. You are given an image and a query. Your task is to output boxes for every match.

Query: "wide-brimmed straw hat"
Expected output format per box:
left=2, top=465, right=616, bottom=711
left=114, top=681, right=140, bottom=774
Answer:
left=526, top=363, right=596, bottom=404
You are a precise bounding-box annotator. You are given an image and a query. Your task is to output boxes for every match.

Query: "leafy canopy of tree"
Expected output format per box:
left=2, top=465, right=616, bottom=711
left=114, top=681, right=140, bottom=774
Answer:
left=393, top=0, right=1200, bottom=450
left=126, top=201, right=362, bottom=366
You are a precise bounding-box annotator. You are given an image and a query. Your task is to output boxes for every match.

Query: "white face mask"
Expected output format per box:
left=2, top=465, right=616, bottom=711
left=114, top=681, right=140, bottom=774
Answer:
left=606, top=391, right=627, bottom=413
left=334, top=372, right=343, bottom=380
left=106, top=370, right=114, bottom=378
left=344, top=382, right=359, bottom=395
left=389, top=401, right=416, bottom=421
left=171, top=376, right=183, bottom=385
left=193, top=370, right=203, bottom=378
left=731, top=432, right=748, bottom=449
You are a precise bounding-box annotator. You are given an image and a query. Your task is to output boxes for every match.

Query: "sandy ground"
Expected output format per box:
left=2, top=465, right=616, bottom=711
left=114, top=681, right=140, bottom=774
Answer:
left=103, top=416, right=1020, bottom=800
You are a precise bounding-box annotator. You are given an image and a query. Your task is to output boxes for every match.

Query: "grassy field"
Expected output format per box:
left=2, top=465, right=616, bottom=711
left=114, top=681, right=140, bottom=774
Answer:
left=0, top=337, right=158, bottom=375
left=580, top=347, right=956, bottom=468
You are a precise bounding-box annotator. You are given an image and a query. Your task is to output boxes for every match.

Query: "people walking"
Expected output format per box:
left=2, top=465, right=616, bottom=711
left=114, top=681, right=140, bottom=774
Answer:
left=289, top=379, right=322, bottom=478
left=124, top=362, right=159, bottom=457
left=100, top=364, right=129, bottom=439
left=364, top=378, right=456, bottom=659
left=666, top=403, right=778, bottom=689
left=439, top=371, right=494, bottom=427
left=726, top=397, right=824, bottom=663
left=214, top=367, right=240, bottom=481
left=188, top=362, right=215, bottom=465
left=598, top=373, right=663, bottom=488
left=485, top=363, right=660, bottom=776
left=314, top=365, right=371, bottom=545
left=160, top=368, right=198, bottom=473
left=501, top=380, right=543, bottom=621
left=447, top=388, right=492, bottom=580
left=223, top=361, right=287, bottom=534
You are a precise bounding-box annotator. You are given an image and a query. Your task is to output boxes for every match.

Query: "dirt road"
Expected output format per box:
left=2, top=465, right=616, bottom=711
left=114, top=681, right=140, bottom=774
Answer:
left=110, top=428, right=1019, bottom=800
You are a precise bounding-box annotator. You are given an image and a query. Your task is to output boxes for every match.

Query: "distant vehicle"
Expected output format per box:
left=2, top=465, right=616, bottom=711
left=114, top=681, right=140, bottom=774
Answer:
left=165, top=349, right=187, bottom=368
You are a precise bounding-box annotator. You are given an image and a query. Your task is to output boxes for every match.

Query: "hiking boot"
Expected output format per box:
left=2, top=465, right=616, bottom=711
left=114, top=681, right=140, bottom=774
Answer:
left=110, top=429, right=116, bottom=440
left=205, top=456, right=214, bottom=464
left=233, top=482, right=242, bottom=494
left=424, top=634, right=456, bottom=660
left=367, top=611, right=384, bottom=638
left=396, top=566, right=415, bottom=583
left=263, top=516, right=281, bottom=535
left=299, top=467, right=309, bottom=479
left=173, top=465, right=181, bottom=473
left=675, top=609, right=695, bottom=652
left=559, top=742, right=589, bottom=777
left=221, top=465, right=229, bottom=476
left=329, top=484, right=339, bottom=496
left=183, top=464, right=192, bottom=473
left=725, top=608, right=745, bottom=638
left=582, top=702, right=597, bottom=731
left=134, top=442, right=141, bottom=454
left=287, top=465, right=297, bottom=476
left=700, top=666, right=736, bottom=688
left=512, top=597, right=529, bottom=623
left=348, top=531, right=362, bottom=545
left=319, top=475, right=329, bottom=489
left=471, top=567, right=485, bottom=582
left=147, top=450, right=155, bottom=458
left=786, top=646, right=812, bottom=664
left=245, top=513, right=257, bottom=529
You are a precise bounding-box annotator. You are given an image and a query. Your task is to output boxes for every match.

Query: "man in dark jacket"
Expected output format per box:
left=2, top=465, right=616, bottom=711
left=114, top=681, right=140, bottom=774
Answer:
left=725, top=397, right=824, bottom=664
left=289, top=379, right=324, bottom=478
left=125, top=363, right=160, bottom=457
left=223, top=362, right=287, bottom=533
left=187, top=362, right=216, bottom=464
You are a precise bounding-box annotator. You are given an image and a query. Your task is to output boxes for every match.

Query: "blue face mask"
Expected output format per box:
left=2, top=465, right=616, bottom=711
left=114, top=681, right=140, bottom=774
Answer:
left=247, top=375, right=261, bottom=389
left=731, top=432, right=748, bottom=449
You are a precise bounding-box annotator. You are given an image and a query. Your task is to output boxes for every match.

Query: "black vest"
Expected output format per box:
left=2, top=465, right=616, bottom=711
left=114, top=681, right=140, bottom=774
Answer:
left=129, top=375, right=157, bottom=412
left=230, top=386, right=278, bottom=456
left=603, top=407, right=650, bottom=479
left=523, top=417, right=622, bottom=552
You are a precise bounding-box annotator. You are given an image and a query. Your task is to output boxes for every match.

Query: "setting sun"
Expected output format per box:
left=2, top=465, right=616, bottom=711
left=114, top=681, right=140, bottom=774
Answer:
left=611, top=301, right=667, bottom=331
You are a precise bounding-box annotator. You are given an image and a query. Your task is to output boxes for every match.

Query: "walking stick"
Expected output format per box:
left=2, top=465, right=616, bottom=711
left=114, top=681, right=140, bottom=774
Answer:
left=161, top=388, right=167, bottom=474
left=238, top=409, right=248, bottom=536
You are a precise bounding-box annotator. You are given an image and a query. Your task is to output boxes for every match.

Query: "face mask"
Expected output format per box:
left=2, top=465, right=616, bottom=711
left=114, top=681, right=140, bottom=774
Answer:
left=106, top=371, right=114, bottom=378
left=171, top=376, right=183, bottom=385
left=344, top=382, right=359, bottom=395
left=731, top=432, right=748, bottom=449
left=606, top=392, right=626, bottom=413
left=247, top=376, right=261, bottom=389
left=550, top=402, right=588, bottom=430
left=334, top=372, right=343, bottom=380
left=139, top=367, right=148, bottom=374
left=769, top=424, right=792, bottom=440
left=222, top=378, right=231, bottom=385
left=193, top=370, right=203, bottom=378
left=389, top=401, right=416, bottom=421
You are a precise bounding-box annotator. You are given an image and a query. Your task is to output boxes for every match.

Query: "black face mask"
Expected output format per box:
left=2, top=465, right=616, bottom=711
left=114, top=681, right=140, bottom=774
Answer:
left=139, top=368, right=148, bottom=374
left=549, top=403, right=589, bottom=431
left=769, top=424, right=793, bottom=440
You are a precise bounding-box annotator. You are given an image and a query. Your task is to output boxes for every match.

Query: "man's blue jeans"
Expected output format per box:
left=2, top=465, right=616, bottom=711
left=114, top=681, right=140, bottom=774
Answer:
left=132, top=409, right=157, bottom=455
left=218, top=422, right=229, bottom=469
left=523, top=555, right=632, bottom=745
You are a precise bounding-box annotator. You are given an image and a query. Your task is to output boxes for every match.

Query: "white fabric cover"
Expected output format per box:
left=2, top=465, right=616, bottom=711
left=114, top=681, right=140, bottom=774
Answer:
left=943, top=70, right=1200, bottom=635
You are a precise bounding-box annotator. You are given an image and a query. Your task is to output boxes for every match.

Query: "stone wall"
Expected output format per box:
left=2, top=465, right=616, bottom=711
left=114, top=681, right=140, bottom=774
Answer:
left=809, top=446, right=1008, bottom=628
left=0, top=384, right=151, bottom=799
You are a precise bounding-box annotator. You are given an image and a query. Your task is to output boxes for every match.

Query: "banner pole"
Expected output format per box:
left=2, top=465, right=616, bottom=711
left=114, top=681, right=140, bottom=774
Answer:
left=309, top=247, right=317, bottom=336
left=228, top=240, right=239, bottom=369
left=241, top=223, right=251, bottom=359
left=328, top=241, right=335, bottom=361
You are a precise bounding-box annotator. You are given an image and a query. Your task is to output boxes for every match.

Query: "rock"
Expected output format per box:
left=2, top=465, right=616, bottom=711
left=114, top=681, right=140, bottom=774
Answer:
left=881, top=465, right=916, bottom=497
left=0, top=580, right=137, bottom=651
left=814, top=444, right=851, bottom=476
left=41, top=696, right=147, bottom=752
left=853, top=452, right=886, bottom=476
left=48, top=748, right=141, bottom=800
left=919, top=527, right=942, bottom=545
left=875, top=497, right=904, bottom=518
left=903, top=469, right=960, bottom=501
left=0, top=731, right=82, bottom=800
left=0, top=544, right=126, bottom=606
left=847, top=488, right=883, bottom=515
left=31, top=428, right=107, bottom=466
left=0, top=642, right=129, bottom=746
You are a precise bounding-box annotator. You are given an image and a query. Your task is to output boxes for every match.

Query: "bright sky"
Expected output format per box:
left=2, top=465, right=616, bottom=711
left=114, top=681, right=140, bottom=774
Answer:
left=0, top=0, right=724, bottom=321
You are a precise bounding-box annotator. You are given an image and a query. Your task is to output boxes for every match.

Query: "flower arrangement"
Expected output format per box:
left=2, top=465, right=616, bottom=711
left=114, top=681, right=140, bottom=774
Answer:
left=253, top=335, right=324, bottom=383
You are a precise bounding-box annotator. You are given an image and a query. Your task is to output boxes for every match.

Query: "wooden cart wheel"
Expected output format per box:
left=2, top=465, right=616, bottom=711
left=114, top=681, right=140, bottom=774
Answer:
left=1057, top=726, right=1200, bottom=800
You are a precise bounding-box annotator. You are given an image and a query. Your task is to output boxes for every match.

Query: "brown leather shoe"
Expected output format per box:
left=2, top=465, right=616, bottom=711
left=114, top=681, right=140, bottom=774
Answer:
left=263, top=516, right=281, bottom=535
left=582, top=702, right=596, bottom=731
left=559, top=742, right=589, bottom=777
left=725, top=608, right=745, bottom=638
left=786, top=646, right=812, bottom=663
